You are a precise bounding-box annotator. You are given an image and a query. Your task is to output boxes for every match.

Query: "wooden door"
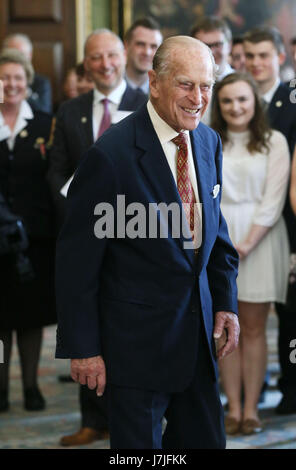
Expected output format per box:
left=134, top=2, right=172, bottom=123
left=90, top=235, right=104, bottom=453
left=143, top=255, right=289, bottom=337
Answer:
left=0, top=0, right=77, bottom=109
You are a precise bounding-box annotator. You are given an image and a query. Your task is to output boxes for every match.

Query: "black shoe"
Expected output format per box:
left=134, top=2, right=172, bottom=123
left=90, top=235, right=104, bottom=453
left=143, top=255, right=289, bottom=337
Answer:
left=0, top=390, right=9, bottom=412
left=275, top=392, right=296, bottom=415
left=24, top=387, right=46, bottom=411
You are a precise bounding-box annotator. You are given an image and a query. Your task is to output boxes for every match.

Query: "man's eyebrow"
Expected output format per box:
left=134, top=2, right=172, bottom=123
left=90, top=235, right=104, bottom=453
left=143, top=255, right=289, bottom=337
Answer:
left=175, top=75, right=192, bottom=82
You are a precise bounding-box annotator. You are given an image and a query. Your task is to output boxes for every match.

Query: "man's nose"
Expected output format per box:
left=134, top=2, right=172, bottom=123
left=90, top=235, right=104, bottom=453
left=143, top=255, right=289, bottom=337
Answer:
left=252, top=55, right=261, bottom=66
left=101, top=55, right=111, bottom=69
left=189, top=87, right=202, bottom=105
left=144, top=45, right=152, bottom=56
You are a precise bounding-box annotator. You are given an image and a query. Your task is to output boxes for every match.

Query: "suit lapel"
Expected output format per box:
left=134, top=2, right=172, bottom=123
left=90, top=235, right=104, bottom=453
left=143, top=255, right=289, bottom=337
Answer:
left=135, top=106, right=195, bottom=266
left=77, top=91, right=94, bottom=147
left=190, top=127, right=213, bottom=272
left=268, top=83, right=285, bottom=126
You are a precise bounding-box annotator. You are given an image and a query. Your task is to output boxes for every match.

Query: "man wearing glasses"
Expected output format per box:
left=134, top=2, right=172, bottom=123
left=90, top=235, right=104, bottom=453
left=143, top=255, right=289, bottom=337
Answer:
left=190, top=16, right=234, bottom=125
left=190, top=16, right=233, bottom=81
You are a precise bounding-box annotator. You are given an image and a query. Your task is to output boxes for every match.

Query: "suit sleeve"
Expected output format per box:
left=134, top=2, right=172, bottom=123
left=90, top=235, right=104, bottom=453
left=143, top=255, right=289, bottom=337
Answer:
left=206, top=134, right=239, bottom=315
left=55, top=145, right=119, bottom=358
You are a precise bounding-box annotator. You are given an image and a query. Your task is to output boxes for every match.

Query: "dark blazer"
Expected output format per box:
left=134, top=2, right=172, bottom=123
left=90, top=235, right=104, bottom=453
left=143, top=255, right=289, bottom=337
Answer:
left=268, top=82, right=296, bottom=155
left=28, top=73, right=52, bottom=114
left=47, top=85, right=147, bottom=221
left=0, top=107, right=54, bottom=238
left=55, top=104, right=238, bottom=393
left=268, top=82, right=296, bottom=250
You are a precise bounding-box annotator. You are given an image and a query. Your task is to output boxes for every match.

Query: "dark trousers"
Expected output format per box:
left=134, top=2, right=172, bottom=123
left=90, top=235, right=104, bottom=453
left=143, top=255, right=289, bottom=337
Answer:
left=79, top=385, right=109, bottom=431
left=107, top=328, right=225, bottom=449
left=275, top=302, right=296, bottom=394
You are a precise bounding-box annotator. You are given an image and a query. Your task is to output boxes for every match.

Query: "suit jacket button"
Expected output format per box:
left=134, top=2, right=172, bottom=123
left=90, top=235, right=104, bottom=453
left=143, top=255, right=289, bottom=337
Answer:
left=8, top=154, right=14, bottom=161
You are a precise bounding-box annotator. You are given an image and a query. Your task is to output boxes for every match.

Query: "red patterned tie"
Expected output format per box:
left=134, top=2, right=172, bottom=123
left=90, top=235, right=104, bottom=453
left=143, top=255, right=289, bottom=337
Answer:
left=98, top=98, right=111, bottom=137
left=172, top=132, right=196, bottom=239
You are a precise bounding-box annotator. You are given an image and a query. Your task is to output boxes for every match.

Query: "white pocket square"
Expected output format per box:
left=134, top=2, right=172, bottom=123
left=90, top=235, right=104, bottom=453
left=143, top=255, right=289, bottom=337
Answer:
left=212, top=184, right=220, bottom=199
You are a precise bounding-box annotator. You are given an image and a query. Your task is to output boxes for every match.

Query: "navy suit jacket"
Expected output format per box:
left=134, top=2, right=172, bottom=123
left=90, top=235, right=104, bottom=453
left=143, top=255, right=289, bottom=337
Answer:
left=55, top=105, right=238, bottom=393
left=48, top=85, right=147, bottom=224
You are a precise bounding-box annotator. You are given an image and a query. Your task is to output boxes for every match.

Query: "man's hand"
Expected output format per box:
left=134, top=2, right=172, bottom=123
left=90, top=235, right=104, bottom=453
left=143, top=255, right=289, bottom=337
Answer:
left=71, top=355, right=106, bottom=396
left=213, top=311, right=240, bottom=360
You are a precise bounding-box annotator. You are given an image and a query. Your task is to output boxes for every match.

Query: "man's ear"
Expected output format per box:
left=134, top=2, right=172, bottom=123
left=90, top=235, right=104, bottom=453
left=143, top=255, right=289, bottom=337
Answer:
left=148, top=69, right=159, bottom=98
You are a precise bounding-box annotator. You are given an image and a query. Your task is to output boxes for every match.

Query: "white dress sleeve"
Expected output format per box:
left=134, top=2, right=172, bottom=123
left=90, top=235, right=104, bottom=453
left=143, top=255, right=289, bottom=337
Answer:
left=253, top=130, right=290, bottom=227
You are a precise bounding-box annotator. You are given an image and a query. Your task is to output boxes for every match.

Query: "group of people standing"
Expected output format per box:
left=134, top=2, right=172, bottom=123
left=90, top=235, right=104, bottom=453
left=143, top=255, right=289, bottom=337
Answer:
left=0, top=13, right=296, bottom=450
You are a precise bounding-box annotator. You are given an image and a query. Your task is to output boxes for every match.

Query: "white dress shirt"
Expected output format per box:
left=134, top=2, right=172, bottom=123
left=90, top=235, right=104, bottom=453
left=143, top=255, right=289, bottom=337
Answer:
left=92, top=80, right=127, bottom=141
left=147, top=100, right=201, bottom=245
left=261, top=77, right=281, bottom=104
left=0, top=100, right=33, bottom=150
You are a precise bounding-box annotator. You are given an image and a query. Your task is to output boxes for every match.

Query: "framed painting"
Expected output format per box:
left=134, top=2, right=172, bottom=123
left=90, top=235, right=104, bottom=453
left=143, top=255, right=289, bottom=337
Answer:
left=114, top=0, right=296, bottom=58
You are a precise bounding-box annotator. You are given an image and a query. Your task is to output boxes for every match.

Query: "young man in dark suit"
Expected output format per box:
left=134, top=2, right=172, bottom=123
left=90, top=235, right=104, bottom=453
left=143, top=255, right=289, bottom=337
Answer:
left=48, top=29, right=147, bottom=446
left=55, top=36, right=239, bottom=449
left=244, top=26, right=296, bottom=415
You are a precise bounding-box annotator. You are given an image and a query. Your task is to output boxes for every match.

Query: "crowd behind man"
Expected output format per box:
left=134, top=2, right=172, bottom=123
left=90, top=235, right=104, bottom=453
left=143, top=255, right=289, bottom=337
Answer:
left=0, top=13, right=296, bottom=448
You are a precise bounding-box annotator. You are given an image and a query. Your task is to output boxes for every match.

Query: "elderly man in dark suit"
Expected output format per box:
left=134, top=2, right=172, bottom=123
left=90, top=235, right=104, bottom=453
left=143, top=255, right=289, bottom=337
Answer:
left=49, top=29, right=147, bottom=446
left=244, top=26, right=296, bottom=415
left=55, top=35, right=239, bottom=449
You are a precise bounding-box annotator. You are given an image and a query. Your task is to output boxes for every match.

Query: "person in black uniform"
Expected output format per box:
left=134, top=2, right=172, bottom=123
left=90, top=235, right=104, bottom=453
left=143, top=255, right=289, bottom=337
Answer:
left=0, top=49, right=56, bottom=412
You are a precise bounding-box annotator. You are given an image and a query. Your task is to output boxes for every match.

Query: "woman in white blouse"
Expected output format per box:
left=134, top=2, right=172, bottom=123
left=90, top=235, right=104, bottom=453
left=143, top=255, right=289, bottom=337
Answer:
left=0, top=49, right=56, bottom=413
left=211, top=73, right=290, bottom=435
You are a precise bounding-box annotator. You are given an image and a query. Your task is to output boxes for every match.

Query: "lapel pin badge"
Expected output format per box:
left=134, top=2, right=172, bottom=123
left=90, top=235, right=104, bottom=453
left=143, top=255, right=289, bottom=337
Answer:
left=20, top=129, right=28, bottom=138
left=81, top=117, right=87, bottom=123
left=275, top=100, right=282, bottom=108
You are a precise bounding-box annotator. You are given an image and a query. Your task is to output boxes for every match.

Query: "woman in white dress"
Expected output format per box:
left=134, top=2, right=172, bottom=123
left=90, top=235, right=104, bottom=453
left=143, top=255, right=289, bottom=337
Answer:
left=211, top=73, right=290, bottom=435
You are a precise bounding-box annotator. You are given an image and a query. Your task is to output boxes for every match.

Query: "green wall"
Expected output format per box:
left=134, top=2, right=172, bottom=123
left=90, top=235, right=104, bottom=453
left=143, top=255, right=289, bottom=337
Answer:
left=92, top=0, right=110, bottom=29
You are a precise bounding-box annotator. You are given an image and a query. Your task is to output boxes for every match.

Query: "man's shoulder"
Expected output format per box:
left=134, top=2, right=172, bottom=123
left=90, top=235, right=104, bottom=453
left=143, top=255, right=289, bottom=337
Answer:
left=193, top=121, right=220, bottom=143
left=273, top=82, right=294, bottom=105
left=120, top=85, right=148, bottom=111
left=57, top=91, right=93, bottom=116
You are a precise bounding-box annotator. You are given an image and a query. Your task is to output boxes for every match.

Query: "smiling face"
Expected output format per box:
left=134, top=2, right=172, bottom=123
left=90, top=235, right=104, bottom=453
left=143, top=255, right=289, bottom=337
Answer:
left=84, top=32, right=126, bottom=94
left=244, top=40, right=285, bottom=92
left=217, top=80, right=256, bottom=132
left=0, top=62, right=27, bottom=108
left=125, top=26, right=162, bottom=74
left=149, top=45, right=214, bottom=132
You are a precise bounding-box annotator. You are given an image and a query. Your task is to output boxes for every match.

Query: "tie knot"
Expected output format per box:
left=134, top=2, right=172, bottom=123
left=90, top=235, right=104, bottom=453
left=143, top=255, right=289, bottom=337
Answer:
left=172, top=132, right=187, bottom=149
left=101, top=98, right=110, bottom=108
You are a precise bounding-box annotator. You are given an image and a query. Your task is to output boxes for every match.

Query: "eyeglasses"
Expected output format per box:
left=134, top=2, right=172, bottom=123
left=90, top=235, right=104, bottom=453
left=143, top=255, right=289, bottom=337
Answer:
left=204, top=41, right=225, bottom=50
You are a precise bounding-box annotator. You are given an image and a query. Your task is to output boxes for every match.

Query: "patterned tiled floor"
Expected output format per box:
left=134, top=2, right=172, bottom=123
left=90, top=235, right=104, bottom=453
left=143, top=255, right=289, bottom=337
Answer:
left=0, top=310, right=295, bottom=449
